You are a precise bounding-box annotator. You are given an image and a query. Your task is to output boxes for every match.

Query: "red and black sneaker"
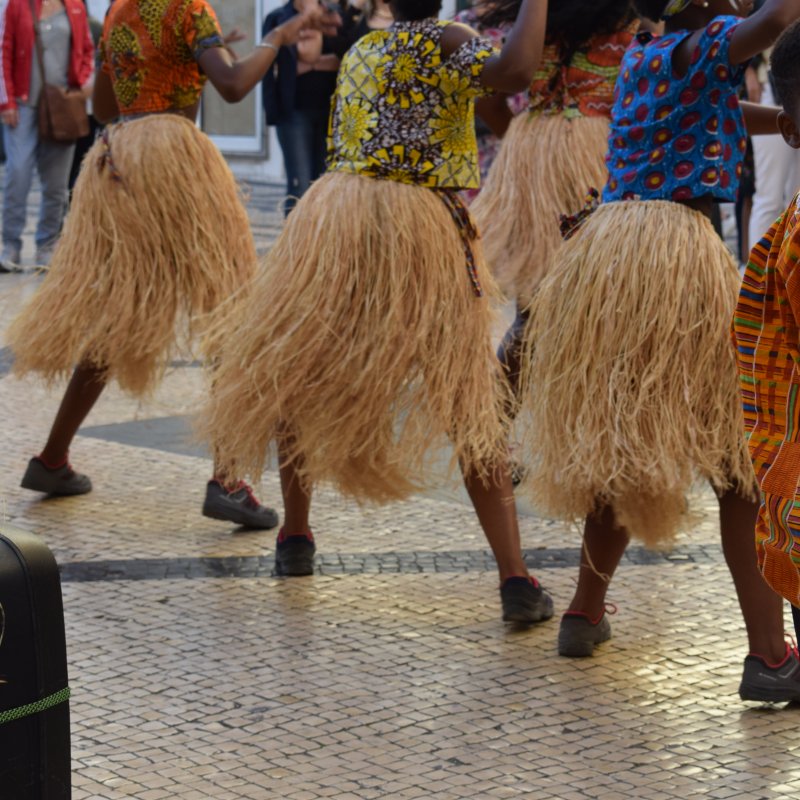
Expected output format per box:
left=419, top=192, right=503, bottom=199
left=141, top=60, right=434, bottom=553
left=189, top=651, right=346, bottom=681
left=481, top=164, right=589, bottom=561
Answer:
left=202, top=480, right=279, bottom=530
left=499, top=576, right=554, bottom=624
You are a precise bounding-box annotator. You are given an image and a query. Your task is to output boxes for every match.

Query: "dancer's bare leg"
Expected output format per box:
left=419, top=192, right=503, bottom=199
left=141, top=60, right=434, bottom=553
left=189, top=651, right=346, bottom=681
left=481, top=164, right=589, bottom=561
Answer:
left=463, top=461, right=553, bottom=622
left=39, top=360, right=106, bottom=464
left=719, top=487, right=785, bottom=662
left=567, top=504, right=629, bottom=619
left=274, top=428, right=315, bottom=575
left=462, top=462, right=527, bottom=581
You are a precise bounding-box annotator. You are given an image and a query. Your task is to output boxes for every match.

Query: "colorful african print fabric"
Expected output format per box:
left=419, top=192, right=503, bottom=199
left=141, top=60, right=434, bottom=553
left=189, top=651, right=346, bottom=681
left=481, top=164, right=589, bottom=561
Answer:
left=99, top=0, right=224, bottom=115
left=328, top=19, right=495, bottom=189
left=734, top=193, right=800, bottom=605
left=527, top=23, right=638, bottom=119
left=604, top=16, right=746, bottom=204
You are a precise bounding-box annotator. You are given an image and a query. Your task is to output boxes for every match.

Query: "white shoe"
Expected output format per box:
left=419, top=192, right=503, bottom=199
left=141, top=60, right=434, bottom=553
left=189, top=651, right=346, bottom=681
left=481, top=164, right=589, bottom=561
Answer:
left=0, top=245, right=21, bottom=273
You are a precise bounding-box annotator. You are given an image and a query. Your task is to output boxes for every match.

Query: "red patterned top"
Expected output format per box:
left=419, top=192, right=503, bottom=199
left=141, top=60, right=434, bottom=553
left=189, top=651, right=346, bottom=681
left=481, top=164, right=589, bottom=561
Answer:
left=527, top=22, right=638, bottom=119
left=99, top=0, right=225, bottom=115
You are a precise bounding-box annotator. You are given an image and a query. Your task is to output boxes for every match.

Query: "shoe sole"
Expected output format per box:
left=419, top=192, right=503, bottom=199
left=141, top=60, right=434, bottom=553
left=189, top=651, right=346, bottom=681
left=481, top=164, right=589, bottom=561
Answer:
left=20, top=472, right=92, bottom=496
left=202, top=503, right=279, bottom=530
left=738, top=684, right=800, bottom=703
left=502, top=594, right=554, bottom=624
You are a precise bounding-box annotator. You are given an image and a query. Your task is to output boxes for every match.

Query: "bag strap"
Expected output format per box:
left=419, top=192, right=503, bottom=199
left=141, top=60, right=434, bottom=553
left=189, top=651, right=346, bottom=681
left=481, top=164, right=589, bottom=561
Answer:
left=28, top=0, right=52, bottom=125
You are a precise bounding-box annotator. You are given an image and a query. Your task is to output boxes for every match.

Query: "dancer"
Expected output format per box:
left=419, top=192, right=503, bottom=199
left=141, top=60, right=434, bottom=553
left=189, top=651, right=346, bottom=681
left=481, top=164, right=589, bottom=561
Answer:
left=203, top=0, right=554, bottom=622
left=8, top=0, right=337, bottom=529
left=472, top=0, right=637, bottom=395
left=521, top=0, right=800, bottom=702
left=735, top=21, right=800, bottom=620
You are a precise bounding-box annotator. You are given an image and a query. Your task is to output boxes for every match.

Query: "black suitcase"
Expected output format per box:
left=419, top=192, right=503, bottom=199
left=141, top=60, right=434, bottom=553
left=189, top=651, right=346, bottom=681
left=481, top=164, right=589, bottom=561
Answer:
left=0, top=525, right=71, bottom=799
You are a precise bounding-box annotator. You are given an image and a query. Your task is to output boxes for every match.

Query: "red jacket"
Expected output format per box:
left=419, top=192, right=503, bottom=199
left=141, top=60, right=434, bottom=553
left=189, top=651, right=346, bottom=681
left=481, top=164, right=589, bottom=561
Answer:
left=0, top=0, right=93, bottom=111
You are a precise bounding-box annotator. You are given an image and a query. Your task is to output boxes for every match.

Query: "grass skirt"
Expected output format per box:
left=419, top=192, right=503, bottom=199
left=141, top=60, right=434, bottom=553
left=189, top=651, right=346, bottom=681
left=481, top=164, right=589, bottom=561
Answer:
left=471, top=113, right=610, bottom=305
left=519, top=200, right=754, bottom=547
left=202, top=172, right=512, bottom=502
left=7, top=115, right=255, bottom=396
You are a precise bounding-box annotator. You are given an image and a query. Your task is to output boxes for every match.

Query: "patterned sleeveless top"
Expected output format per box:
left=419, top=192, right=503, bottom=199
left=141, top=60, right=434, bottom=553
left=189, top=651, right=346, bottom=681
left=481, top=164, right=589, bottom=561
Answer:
left=527, top=22, right=638, bottom=119
left=99, top=0, right=225, bottom=115
left=328, top=19, right=495, bottom=189
left=604, top=16, right=746, bottom=203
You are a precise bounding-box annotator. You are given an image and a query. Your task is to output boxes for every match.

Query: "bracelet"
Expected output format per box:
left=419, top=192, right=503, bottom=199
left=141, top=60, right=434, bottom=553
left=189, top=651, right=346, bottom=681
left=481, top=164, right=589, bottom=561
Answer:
left=257, top=40, right=280, bottom=54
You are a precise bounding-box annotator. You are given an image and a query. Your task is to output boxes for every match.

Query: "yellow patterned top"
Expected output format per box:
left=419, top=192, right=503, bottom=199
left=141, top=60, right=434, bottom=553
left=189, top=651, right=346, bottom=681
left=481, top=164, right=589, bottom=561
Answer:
left=328, top=19, right=495, bottom=189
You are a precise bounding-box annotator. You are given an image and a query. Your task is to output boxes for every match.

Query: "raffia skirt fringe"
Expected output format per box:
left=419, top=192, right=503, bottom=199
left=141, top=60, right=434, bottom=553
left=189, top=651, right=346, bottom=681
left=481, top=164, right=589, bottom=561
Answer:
left=471, top=113, right=610, bottom=305
left=7, top=115, right=256, bottom=396
left=201, top=172, right=513, bottom=503
left=519, top=200, right=755, bottom=547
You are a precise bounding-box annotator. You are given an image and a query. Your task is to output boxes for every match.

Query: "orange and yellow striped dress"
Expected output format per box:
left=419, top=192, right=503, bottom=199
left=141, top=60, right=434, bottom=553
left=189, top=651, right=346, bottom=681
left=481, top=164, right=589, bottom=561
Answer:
left=734, top=192, right=800, bottom=607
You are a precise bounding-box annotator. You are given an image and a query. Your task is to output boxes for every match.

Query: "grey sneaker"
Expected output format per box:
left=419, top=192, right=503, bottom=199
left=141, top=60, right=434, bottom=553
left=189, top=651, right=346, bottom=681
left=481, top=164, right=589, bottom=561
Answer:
left=500, top=576, right=554, bottom=624
left=34, top=246, right=54, bottom=270
left=739, top=644, right=800, bottom=703
left=558, top=612, right=612, bottom=657
left=275, top=528, right=316, bottom=576
left=20, top=456, right=92, bottom=496
left=202, top=480, right=279, bottom=530
left=0, top=245, right=21, bottom=274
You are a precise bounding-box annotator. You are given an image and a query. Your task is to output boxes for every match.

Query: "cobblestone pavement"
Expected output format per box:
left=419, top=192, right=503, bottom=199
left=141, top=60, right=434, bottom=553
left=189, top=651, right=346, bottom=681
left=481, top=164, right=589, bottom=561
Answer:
left=2, top=180, right=800, bottom=800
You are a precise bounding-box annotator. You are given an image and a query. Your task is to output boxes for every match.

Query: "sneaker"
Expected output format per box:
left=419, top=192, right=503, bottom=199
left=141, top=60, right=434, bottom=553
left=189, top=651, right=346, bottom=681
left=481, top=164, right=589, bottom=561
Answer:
left=739, top=643, right=800, bottom=703
left=275, top=528, right=316, bottom=576
left=558, top=611, right=612, bottom=657
left=34, top=246, right=53, bottom=271
left=500, top=576, right=554, bottom=623
left=202, top=479, right=279, bottom=529
left=20, top=456, right=92, bottom=496
left=0, top=245, right=21, bottom=274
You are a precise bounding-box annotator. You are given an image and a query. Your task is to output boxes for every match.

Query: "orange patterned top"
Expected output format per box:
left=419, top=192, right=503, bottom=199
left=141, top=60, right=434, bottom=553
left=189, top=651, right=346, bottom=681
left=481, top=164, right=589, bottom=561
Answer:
left=99, top=0, right=225, bottom=115
left=734, top=192, right=800, bottom=606
left=527, top=22, right=638, bottom=119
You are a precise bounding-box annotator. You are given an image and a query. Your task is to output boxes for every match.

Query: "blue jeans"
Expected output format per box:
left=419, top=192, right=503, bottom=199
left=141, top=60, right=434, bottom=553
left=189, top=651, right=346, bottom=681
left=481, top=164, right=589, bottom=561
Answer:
left=2, top=104, right=75, bottom=253
left=275, top=107, right=329, bottom=216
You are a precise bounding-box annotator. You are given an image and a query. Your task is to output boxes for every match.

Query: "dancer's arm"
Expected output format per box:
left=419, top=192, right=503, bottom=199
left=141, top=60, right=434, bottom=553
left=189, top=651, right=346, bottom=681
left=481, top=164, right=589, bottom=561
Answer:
left=476, top=94, right=514, bottom=138
left=728, top=0, right=800, bottom=64
left=199, top=5, right=340, bottom=103
left=741, top=99, right=781, bottom=135
left=441, top=0, right=547, bottom=93
left=92, top=70, right=120, bottom=124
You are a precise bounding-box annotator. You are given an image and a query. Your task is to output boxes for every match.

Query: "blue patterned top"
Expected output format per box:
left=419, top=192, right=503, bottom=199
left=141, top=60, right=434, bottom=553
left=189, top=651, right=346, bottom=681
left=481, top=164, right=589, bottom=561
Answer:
left=604, top=16, right=747, bottom=203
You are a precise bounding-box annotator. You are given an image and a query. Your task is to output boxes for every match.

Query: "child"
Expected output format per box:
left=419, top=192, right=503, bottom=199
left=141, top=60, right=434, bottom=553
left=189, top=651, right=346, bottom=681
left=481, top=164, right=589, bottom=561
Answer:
left=7, top=0, right=336, bottom=528
left=472, top=0, right=637, bottom=394
left=734, top=19, right=800, bottom=651
left=521, top=0, right=800, bottom=701
left=202, top=0, right=554, bottom=623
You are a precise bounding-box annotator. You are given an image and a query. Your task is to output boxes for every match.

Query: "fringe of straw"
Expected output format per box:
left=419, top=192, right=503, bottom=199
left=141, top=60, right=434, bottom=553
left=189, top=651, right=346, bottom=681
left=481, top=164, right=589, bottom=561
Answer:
left=7, top=115, right=256, bottom=396
left=472, top=113, right=610, bottom=304
left=518, top=200, right=755, bottom=548
left=200, top=172, right=513, bottom=502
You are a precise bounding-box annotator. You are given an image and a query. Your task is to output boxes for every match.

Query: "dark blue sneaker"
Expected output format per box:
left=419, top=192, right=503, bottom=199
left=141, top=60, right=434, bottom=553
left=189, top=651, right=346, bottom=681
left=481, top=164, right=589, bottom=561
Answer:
left=500, top=576, right=554, bottom=624
left=202, top=480, right=279, bottom=530
left=275, top=528, right=315, bottom=576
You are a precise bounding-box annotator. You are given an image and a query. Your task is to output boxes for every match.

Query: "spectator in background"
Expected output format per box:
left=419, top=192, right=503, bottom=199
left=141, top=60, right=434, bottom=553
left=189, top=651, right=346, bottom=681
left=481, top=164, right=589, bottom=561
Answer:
left=0, top=0, right=94, bottom=272
left=349, top=0, right=394, bottom=38
left=262, top=0, right=350, bottom=215
left=68, top=1, right=103, bottom=195
left=746, top=46, right=800, bottom=252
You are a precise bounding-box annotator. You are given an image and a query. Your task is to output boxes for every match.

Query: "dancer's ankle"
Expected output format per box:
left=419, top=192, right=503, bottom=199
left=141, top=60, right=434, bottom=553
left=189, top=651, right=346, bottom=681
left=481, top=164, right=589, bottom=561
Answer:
left=37, top=452, right=68, bottom=470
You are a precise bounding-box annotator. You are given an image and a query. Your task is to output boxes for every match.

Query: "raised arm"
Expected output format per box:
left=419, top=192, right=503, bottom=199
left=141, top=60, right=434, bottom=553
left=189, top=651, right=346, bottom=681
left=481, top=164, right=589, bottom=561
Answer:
left=198, top=5, right=340, bottom=104
left=729, top=0, right=800, bottom=64
left=440, top=0, right=548, bottom=94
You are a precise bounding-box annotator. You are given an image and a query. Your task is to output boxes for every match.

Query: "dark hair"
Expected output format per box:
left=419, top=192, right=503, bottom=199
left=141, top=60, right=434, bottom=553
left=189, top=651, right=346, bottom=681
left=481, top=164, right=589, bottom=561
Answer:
left=392, top=0, right=442, bottom=20
left=479, top=0, right=634, bottom=64
left=771, top=19, right=800, bottom=115
left=631, top=0, right=669, bottom=21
